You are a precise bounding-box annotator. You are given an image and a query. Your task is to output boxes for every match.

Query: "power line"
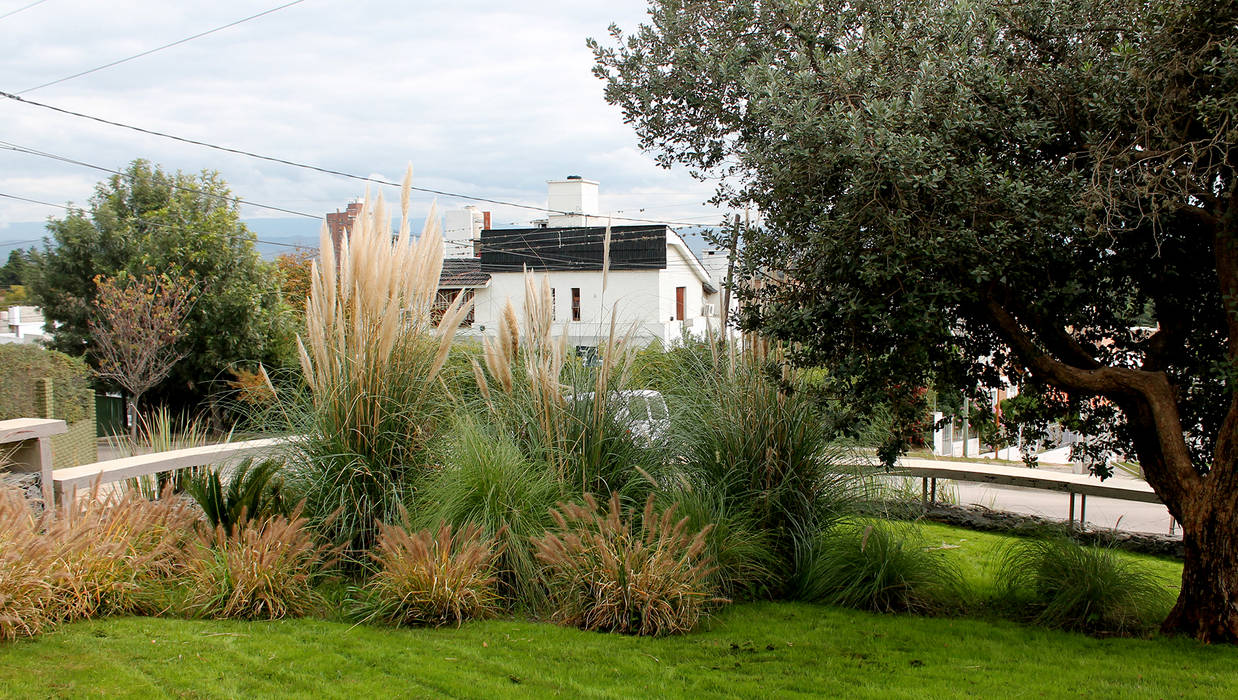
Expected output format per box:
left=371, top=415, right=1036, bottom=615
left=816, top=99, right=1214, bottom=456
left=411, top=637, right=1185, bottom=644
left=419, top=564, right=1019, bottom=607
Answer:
left=0, top=190, right=317, bottom=251
left=0, top=140, right=322, bottom=219
left=0, top=0, right=49, bottom=22
left=0, top=90, right=726, bottom=227
left=19, top=1, right=306, bottom=94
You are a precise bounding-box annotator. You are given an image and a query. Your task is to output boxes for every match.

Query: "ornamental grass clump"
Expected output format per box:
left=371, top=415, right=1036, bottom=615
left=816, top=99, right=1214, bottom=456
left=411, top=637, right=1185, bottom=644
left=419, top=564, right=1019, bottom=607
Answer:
left=994, top=536, right=1171, bottom=636
left=0, top=487, right=54, bottom=641
left=357, top=521, right=503, bottom=627
left=534, top=493, right=718, bottom=636
left=791, top=520, right=964, bottom=614
left=1, top=484, right=197, bottom=641
left=286, top=167, right=471, bottom=559
left=413, top=418, right=561, bottom=608
left=183, top=508, right=335, bottom=620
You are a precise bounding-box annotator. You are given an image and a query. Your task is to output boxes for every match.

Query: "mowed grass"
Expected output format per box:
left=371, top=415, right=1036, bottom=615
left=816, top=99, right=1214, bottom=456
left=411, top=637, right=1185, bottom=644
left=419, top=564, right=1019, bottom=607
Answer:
left=1, top=525, right=1228, bottom=699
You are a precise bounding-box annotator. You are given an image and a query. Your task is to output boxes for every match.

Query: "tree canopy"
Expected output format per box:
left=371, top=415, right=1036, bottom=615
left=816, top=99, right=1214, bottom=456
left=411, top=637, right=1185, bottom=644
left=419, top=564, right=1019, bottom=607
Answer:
left=30, top=159, right=296, bottom=408
left=593, top=0, right=1238, bottom=640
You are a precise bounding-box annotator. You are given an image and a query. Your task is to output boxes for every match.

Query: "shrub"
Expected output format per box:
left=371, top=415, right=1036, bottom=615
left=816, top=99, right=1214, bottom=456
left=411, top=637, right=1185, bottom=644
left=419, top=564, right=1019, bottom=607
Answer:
left=0, top=344, right=92, bottom=424
left=357, top=521, right=503, bottom=627
left=534, top=493, right=718, bottom=636
left=665, top=344, right=858, bottom=594
left=0, top=487, right=54, bottom=641
left=284, top=173, right=469, bottom=560
left=47, top=488, right=198, bottom=620
left=658, top=484, right=779, bottom=600
left=413, top=418, right=561, bottom=608
left=791, top=520, right=964, bottom=614
left=470, top=274, right=659, bottom=502
left=994, top=536, right=1171, bottom=635
left=183, top=509, right=334, bottom=620
left=186, top=457, right=288, bottom=532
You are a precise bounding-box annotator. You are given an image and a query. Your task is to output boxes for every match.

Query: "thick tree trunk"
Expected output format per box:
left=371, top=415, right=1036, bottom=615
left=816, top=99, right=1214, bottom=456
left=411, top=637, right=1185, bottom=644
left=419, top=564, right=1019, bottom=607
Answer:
left=1163, top=502, right=1238, bottom=642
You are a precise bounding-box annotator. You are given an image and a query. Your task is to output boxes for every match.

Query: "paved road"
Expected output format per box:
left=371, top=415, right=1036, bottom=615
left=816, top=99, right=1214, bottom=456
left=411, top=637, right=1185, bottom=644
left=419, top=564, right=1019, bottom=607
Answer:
left=882, top=465, right=1179, bottom=537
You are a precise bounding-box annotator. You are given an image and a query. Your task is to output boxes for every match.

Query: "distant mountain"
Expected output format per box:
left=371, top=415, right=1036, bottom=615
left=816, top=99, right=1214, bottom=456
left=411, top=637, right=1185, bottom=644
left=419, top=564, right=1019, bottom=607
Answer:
left=1, top=217, right=724, bottom=260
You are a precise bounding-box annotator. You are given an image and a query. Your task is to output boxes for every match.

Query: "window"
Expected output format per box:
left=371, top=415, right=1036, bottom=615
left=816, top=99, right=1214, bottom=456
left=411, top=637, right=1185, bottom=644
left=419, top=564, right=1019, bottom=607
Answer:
left=675, top=286, right=686, bottom=321
left=571, top=287, right=581, bottom=321
left=431, top=288, right=475, bottom=327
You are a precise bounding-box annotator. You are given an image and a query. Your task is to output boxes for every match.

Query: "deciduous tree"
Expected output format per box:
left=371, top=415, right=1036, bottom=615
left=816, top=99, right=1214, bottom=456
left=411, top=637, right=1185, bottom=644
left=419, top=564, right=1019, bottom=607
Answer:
left=89, top=273, right=195, bottom=440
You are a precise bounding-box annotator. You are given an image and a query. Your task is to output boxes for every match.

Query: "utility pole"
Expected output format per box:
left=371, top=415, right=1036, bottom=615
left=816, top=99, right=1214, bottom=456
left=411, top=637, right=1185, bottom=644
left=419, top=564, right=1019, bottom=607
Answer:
left=721, top=212, right=741, bottom=332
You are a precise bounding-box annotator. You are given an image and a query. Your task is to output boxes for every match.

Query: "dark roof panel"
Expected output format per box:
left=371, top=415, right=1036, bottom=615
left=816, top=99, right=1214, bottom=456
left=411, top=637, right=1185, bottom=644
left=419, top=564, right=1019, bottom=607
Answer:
left=480, top=225, right=668, bottom=272
left=439, top=258, right=491, bottom=287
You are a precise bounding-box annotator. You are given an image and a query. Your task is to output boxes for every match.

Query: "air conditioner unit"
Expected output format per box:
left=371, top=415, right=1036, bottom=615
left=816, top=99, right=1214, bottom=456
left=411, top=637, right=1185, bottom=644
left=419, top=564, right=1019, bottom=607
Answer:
left=701, top=303, right=717, bottom=316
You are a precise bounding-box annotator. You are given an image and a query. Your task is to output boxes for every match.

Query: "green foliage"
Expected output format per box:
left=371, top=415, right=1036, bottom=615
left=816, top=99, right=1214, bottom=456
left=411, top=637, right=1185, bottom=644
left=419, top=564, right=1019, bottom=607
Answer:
left=0, top=344, right=93, bottom=424
left=663, top=345, right=856, bottom=595
left=590, top=0, right=1236, bottom=476
left=185, top=458, right=288, bottom=532
left=994, top=537, right=1172, bottom=636
left=533, top=493, right=718, bottom=636
left=0, top=249, right=36, bottom=288
left=280, top=335, right=457, bottom=562
left=29, top=159, right=296, bottom=409
left=791, top=520, right=965, bottom=614
left=412, top=419, right=561, bottom=608
left=354, top=521, right=503, bottom=628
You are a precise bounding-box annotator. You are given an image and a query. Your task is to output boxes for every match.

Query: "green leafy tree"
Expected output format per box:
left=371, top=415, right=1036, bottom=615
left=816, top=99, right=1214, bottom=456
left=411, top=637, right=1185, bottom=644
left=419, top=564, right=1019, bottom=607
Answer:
left=0, top=249, right=36, bottom=288
left=29, top=159, right=296, bottom=411
left=593, top=0, right=1238, bottom=640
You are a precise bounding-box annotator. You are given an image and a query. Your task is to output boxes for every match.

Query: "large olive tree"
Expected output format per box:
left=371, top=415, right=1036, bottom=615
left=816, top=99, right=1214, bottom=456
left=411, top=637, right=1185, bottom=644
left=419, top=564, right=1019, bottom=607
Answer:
left=592, top=0, right=1238, bottom=641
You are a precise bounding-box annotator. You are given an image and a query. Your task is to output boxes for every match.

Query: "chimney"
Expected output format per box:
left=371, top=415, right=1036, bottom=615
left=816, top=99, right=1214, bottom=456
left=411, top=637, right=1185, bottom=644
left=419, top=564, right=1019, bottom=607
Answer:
left=547, top=176, right=600, bottom=228
left=476, top=211, right=491, bottom=257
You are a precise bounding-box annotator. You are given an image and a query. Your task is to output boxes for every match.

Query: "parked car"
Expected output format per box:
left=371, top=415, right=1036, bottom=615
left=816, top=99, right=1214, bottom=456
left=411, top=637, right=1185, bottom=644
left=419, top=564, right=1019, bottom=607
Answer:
left=566, top=389, right=670, bottom=442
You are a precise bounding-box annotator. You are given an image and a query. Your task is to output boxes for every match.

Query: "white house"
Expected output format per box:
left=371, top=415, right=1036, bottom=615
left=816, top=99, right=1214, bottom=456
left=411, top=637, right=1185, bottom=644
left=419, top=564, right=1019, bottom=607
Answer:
left=0, top=306, right=50, bottom=345
left=436, top=177, right=731, bottom=353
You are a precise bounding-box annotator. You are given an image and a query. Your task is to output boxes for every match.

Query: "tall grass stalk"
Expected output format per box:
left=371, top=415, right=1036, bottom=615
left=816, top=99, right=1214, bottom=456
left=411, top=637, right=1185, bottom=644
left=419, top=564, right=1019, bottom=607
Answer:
left=285, top=167, right=470, bottom=558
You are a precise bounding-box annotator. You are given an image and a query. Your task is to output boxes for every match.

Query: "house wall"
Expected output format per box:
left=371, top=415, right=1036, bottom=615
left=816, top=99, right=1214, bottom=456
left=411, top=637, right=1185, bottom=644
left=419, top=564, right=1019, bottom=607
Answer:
left=469, top=262, right=716, bottom=348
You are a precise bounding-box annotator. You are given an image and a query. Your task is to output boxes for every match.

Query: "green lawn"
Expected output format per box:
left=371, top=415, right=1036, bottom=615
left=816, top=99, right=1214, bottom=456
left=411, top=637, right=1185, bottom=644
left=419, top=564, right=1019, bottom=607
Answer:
left=0, top=524, right=1225, bottom=699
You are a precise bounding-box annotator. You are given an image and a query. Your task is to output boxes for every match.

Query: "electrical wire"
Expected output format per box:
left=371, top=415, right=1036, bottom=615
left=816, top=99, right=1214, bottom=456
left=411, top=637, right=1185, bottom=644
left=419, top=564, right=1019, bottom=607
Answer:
left=19, top=1, right=306, bottom=93
left=0, top=190, right=317, bottom=251
left=0, top=0, right=49, bottom=22
left=0, top=90, right=727, bottom=227
left=0, top=139, right=322, bottom=219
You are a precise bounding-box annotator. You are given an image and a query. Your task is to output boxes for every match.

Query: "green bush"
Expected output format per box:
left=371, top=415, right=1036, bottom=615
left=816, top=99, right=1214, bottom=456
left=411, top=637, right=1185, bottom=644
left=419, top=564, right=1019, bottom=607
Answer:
left=0, top=344, right=92, bottom=424
left=185, top=457, right=288, bottom=532
left=994, top=536, right=1171, bottom=635
left=413, top=419, right=562, bottom=608
left=791, top=520, right=964, bottom=614
left=659, top=483, right=779, bottom=600
left=664, top=347, right=858, bottom=595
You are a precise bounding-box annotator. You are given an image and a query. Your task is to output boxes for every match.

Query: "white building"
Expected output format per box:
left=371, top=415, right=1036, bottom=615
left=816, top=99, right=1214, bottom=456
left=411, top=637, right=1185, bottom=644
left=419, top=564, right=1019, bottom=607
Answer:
left=0, top=306, right=49, bottom=345
left=436, top=177, right=733, bottom=352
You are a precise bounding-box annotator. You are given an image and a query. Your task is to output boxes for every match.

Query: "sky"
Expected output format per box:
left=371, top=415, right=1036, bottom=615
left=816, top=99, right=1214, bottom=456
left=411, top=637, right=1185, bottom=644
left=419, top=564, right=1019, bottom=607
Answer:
left=0, top=0, right=729, bottom=249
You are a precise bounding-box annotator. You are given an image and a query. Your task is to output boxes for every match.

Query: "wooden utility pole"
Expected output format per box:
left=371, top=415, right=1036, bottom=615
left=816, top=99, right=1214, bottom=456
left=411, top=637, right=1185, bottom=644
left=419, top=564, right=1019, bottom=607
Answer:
left=721, top=213, right=741, bottom=331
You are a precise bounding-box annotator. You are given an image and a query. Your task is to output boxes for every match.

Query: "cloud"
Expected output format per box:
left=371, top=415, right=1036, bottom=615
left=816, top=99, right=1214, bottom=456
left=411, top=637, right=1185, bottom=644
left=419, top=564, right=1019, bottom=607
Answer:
left=0, top=1, right=724, bottom=235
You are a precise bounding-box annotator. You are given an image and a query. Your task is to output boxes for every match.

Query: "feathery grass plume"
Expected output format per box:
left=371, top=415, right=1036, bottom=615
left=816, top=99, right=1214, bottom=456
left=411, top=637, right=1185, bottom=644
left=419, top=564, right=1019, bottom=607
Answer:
left=534, top=493, right=719, bottom=636
left=472, top=267, right=649, bottom=499
left=48, top=485, right=199, bottom=620
left=285, top=165, right=471, bottom=558
left=414, top=417, right=561, bottom=608
left=0, top=486, right=54, bottom=641
left=356, top=519, right=503, bottom=628
left=993, top=536, right=1171, bottom=636
left=791, top=520, right=966, bottom=614
left=662, top=340, right=858, bottom=595
left=183, top=506, right=335, bottom=620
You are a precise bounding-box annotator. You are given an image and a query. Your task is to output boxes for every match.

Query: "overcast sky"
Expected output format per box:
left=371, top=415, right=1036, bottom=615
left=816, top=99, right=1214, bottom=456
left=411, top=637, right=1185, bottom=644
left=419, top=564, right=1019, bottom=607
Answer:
left=0, top=0, right=727, bottom=241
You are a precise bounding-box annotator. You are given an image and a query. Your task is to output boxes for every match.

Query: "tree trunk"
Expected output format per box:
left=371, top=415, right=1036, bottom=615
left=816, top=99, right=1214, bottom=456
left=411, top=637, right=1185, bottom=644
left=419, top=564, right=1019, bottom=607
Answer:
left=127, top=392, right=141, bottom=444
left=1163, top=500, right=1238, bottom=642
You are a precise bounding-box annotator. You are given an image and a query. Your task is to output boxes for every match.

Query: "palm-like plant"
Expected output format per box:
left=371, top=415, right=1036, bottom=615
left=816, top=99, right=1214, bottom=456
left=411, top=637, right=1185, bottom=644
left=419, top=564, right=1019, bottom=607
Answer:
left=185, top=457, right=287, bottom=532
